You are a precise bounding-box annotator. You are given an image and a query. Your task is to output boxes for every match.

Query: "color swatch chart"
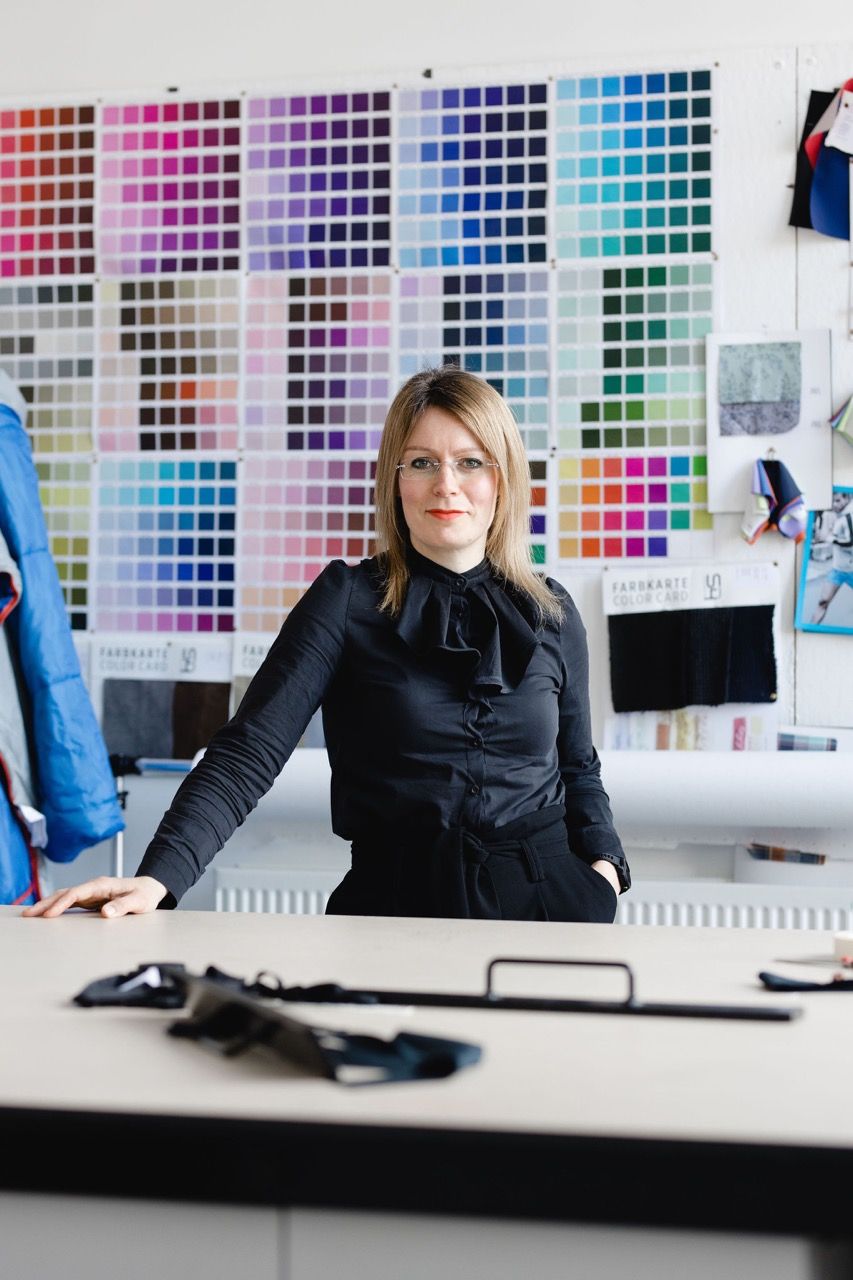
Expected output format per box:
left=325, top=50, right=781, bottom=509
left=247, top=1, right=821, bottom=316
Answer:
left=558, top=452, right=712, bottom=561
left=239, top=455, right=376, bottom=632
left=528, top=459, right=548, bottom=566
left=245, top=92, right=391, bottom=271
left=98, top=276, right=239, bottom=453
left=95, top=458, right=237, bottom=633
left=555, top=262, right=712, bottom=451
left=243, top=273, right=392, bottom=453
left=397, top=83, right=549, bottom=267
left=553, top=259, right=711, bottom=558
left=33, top=458, right=91, bottom=632
left=98, top=99, right=240, bottom=275
left=0, top=104, right=95, bottom=278
left=0, top=282, right=94, bottom=453
left=0, top=67, right=715, bottom=641
left=399, top=270, right=550, bottom=450
left=554, top=70, right=712, bottom=261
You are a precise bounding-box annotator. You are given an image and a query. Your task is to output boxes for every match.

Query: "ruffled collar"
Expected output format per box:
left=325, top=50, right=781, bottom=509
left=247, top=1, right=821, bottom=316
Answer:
left=394, top=546, right=540, bottom=692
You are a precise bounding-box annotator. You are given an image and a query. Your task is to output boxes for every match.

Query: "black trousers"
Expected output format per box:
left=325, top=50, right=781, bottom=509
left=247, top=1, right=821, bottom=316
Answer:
left=326, top=805, right=617, bottom=923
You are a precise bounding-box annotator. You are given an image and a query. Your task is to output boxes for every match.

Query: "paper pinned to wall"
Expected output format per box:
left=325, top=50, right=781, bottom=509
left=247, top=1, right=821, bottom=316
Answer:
left=705, top=330, right=833, bottom=513
left=717, top=342, right=801, bottom=435
left=604, top=704, right=779, bottom=751
left=602, top=560, right=779, bottom=615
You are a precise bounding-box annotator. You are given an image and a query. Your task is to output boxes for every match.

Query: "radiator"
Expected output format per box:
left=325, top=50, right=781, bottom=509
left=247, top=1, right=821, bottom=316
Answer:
left=614, top=883, right=853, bottom=930
left=215, top=868, right=341, bottom=916
left=214, top=868, right=853, bottom=930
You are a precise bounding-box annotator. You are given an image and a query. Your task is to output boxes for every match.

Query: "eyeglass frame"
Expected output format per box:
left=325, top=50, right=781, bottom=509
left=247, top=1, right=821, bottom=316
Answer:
left=395, top=457, right=501, bottom=481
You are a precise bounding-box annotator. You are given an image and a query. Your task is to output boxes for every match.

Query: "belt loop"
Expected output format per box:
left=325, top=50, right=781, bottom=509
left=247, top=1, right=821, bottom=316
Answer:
left=520, top=839, right=545, bottom=884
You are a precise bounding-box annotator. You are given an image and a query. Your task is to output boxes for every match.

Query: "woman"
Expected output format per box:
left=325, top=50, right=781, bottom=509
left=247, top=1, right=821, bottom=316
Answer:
left=26, top=367, right=629, bottom=922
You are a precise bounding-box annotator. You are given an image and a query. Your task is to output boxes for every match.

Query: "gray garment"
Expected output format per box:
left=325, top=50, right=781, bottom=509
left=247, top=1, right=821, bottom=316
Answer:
left=0, top=528, right=35, bottom=811
left=102, top=679, right=176, bottom=759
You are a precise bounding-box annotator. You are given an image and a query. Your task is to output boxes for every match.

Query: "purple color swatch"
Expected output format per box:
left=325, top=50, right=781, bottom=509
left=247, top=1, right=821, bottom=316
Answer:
left=246, top=92, right=391, bottom=270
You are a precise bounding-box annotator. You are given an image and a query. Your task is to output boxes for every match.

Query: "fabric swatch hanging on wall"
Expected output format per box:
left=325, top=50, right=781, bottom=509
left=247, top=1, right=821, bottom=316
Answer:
left=102, top=678, right=231, bottom=761
left=789, top=88, right=840, bottom=232
left=602, top=563, right=779, bottom=714
left=741, top=457, right=806, bottom=545
left=788, top=79, right=853, bottom=241
left=608, top=605, right=777, bottom=712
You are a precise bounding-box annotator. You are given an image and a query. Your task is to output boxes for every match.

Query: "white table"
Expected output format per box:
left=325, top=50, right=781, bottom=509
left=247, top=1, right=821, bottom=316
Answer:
left=1, top=906, right=851, bottom=1280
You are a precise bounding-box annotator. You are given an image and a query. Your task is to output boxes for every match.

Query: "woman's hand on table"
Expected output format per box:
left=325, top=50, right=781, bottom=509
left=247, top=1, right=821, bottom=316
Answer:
left=590, top=860, right=621, bottom=894
left=21, top=876, right=167, bottom=918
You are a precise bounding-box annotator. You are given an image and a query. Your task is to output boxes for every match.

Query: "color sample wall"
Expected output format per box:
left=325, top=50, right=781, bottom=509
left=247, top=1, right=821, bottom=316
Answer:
left=3, top=0, right=853, bottom=740
left=2, top=66, right=716, bottom=644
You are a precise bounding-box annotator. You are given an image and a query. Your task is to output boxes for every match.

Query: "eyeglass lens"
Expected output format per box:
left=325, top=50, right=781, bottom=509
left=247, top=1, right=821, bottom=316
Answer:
left=398, top=459, right=496, bottom=479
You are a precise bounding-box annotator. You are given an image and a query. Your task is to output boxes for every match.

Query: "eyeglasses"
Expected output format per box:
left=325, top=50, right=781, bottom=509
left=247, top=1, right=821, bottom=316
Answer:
left=396, top=457, right=500, bottom=481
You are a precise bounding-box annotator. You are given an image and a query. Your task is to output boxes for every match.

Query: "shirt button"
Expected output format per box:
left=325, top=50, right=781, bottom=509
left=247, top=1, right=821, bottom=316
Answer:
left=469, top=784, right=480, bottom=796
left=456, top=578, right=466, bottom=590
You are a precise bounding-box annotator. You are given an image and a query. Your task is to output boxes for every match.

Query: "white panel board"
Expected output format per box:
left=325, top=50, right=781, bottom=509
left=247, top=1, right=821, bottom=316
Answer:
left=795, top=43, right=853, bottom=727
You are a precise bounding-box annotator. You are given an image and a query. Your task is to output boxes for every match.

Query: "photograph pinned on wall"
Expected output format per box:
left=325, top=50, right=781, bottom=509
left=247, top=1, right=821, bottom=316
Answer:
left=795, top=486, right=853, bottom=636
left=705, top=330, right=832, bottom=513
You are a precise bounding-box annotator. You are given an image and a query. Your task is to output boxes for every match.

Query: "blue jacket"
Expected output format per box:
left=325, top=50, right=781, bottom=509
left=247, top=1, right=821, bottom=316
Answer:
left=0, top=373, right=123, bottom=904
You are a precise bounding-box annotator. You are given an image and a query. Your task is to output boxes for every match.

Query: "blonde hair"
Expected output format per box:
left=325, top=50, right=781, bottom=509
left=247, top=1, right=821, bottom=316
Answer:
left=374, top=367, right=562, bottom=624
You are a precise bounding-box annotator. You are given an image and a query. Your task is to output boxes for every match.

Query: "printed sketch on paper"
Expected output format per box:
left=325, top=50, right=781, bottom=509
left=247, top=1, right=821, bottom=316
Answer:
left=717, top=341, right=801, bottom=436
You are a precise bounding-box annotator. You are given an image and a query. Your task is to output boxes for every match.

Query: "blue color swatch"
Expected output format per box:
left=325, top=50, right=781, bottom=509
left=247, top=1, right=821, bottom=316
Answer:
left=555, top=69, right=712, bottom=260
left=397, top=83, right=548, bottom=268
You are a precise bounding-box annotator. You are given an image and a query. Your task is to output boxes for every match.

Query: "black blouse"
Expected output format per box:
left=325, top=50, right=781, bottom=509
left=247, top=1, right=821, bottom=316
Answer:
left=137, top=548, right=628, bottom=903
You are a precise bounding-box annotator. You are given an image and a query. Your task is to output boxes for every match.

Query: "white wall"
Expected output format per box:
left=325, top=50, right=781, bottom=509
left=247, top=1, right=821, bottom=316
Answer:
left=4, top=0, right=853, bottom=95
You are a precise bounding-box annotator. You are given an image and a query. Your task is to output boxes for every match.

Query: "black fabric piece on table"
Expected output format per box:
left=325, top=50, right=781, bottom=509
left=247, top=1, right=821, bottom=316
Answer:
left=315, top=1029, right=482, bottom=1084
left=73, top=962, right=267, bottom=1009
left=759, top=971, right=853, bottom=993
left=169, top=976, right=482, bottom=1085
left=789, top=88, right=837, bottom=230
left=73, top=963, right=481, bottom=1085
left=73, top=962, right=188, bottom=1009
left=608, top=605, right=777, bottom=713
